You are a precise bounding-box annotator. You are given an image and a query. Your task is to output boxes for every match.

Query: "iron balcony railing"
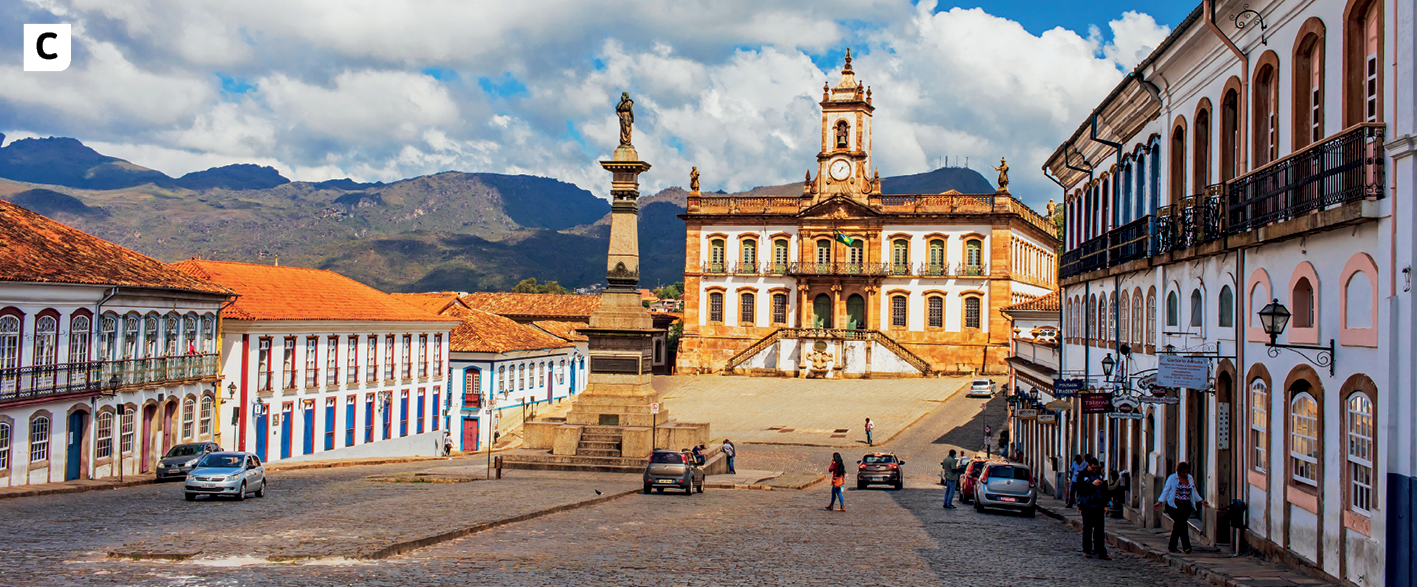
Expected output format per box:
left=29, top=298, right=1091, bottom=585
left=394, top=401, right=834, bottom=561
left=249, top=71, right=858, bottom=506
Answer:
left=1229, top=123, right=1386, bottom=233
left=1060, top=248, right=1083, bottom=279
left=0, top=353, right=220, bottom=405
left=1078, top=234, right=1108, bottom=274
left=1108, top=214, right=1154, bottom=265
left=785, top=262, right=893, bottom=276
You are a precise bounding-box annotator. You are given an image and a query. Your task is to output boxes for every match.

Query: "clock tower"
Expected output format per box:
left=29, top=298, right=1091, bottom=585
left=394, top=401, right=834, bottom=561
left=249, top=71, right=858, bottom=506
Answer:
left=811, top=49, right=877, bottom=202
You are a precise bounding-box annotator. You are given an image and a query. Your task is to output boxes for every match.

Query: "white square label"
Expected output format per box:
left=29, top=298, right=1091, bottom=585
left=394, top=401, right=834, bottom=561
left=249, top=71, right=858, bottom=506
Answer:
left=24, top=24, right=71, bottom=72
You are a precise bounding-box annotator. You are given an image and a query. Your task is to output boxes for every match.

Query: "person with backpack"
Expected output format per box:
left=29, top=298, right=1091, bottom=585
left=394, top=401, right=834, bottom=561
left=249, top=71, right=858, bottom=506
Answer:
left=1155, top=462, right=1206, bottom=553
left=825, top=453, right=847, bottom=511
left=864, top=418, right=875, bottom=447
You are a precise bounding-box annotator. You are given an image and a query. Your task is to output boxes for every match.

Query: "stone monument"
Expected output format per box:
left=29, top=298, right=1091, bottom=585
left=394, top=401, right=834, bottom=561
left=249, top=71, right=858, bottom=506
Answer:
left=518, top=93, right=709, bottom=465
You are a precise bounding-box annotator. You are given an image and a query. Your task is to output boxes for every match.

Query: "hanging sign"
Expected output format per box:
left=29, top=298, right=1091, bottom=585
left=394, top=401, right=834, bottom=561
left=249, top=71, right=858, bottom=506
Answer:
left=1140, top=394, right=1180, bottom=405
left=1037, top=414, right=1058, bottom=424
left=1158, top=355, right=1209, bottom=389
left=1217, top=402, right=1231, bottom=450
left=1108, top=396, right=1143, bottom=419
left=1053, top=379, right=1085, bottom=398
left=1046, top=399, right=1072, bottom=411
left=1016, top=408, right=1038, bottom=420
left=1081, top=393, right=1112, bottom=414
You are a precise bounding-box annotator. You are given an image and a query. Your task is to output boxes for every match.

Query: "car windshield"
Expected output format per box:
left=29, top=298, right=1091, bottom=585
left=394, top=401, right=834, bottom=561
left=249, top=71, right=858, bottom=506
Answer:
left=862, top=455, right=895, bottom=464
left=968, top=462, right=985, bottom=476
left=165, top=444, right=204, bottom=457
left=989, top=465, right=1031, bottom=480
left=197, top=455, right=244, bottom=468
left=972, top=379, right=989, bottom=386
left=650, top=452, right=686, bottom=464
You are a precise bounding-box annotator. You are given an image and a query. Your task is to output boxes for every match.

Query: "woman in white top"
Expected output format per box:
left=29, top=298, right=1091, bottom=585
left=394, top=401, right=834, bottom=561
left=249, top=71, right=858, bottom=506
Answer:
left=1154, top=461, right=1205, bottom=553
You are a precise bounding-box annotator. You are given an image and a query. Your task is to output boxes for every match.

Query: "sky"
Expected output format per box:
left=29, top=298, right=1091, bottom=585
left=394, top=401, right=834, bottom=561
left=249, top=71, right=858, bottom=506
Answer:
left=1, top=1, right=1191, bottom=208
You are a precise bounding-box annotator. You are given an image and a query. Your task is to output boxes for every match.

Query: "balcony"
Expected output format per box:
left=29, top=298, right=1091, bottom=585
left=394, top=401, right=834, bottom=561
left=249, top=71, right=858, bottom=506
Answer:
left=1228, top=123, right=1386, bottom=233
left=785, top=262, right=892, bottom=276
left=700, top=262, right=790, bottom=276
left=0, top=354, right=221, bottom=406
left=1108, top=214, right=1154, bottom=265
left=1155, top=185, right=1226, bottom=254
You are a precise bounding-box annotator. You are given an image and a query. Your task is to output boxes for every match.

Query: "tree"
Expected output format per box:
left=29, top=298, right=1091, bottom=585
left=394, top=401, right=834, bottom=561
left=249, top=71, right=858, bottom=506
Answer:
left=512, top=277, right=568, bottom=295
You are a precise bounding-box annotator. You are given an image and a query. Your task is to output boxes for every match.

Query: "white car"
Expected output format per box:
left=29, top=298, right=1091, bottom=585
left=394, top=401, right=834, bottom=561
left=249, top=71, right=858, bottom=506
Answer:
left=965, top=378, right=995, bottom=398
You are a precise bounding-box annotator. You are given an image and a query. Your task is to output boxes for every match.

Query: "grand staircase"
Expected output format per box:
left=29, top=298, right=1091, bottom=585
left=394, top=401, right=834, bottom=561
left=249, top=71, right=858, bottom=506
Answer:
left=721, top=328, right=932, bottom=376
left=575, top=426, right=622, bottom=457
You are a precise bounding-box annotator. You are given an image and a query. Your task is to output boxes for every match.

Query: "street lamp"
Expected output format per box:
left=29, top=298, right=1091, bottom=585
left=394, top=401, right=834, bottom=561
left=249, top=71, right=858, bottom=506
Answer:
left=108, top=374, right=123, bottom=482
left=1100, top=353, right=1115, bottom=380
left=226, top=382, right=237, bottom=400
left=1257, top=299, right=1334, bottom=375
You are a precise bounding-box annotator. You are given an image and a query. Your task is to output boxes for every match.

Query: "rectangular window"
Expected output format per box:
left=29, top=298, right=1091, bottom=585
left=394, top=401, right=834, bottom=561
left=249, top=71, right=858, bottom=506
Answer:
left=30, top=418, right=49, bottom=462
left=200, top=397, right=212, bottom=437
left=434, top=334, right=443, bottom=377
left=257, top=338, right=272, bottom=391
left=96, top=413, right=113, bottom=459
left=326, top=336, right=339, bottom=385
left=417, top=389, right=426, bottom=434
left=384, top=336, right=395, bottom=380
left=366, top=336, right=378, bottom=382
left=709, top=292, right=724, bottom=323
left=283, top=337, right=297, bottom=390
left=928, top=297, right=943, bottom=328
left=964, top=297, right=982, bottom=329
left=465, top=370, right=482, bottom=407
left=347, top=336, right=359, bottom=383
left=772, top=293, right=788, bottom=324
left=709, top=239, right=725, bottom=270
left=740, top=293, right=755, bottom=325
left=1290, top=396, right=1319, bottom=486
left=418, top=334, right=428, bottom=378
left=816, top=240, right=831, bottom=265
left=0, top=423, right=7, bottom=469
left=120, top=411, right=134, bottom=454
left=773, top=240, right=789, bottom=270
left=305, top=337, right=319, bottom=387
left=402, top=335, right=412, bottom=379
left=742, top=239, right=756, bottom=266
left=891, top=296, right=907, bottom=328
left=181, top=399, right=194, bottom=438
left=1251, top=380, right=1267, bottom=473
left=345, top=395, right=356, bottom=447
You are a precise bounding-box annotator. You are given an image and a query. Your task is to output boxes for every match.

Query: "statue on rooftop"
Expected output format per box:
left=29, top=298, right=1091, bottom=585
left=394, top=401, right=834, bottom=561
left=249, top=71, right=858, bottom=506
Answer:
left=616, top=92, right=634, bottom=147
left=993, top=157, right=1010, bottom=192
left=689, top=166, right=699, bottom=192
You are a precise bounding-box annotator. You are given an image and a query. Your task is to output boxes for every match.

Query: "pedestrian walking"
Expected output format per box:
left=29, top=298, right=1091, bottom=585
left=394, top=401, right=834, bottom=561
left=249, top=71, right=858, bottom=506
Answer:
left=940, top=449, right=962, bottom=509
left=722, top=439, right=736, bottom=474
left=1076, top=456, right=1110, bottom=559
left=1065, top=454, right=1085, bottom=507
left=864, top=418, right=874, bottom=447
left=825, top=452, right=846, bottom=511
left=1155, top=462, right=1205, bottom=553
left=442, top=430, right=453, bottom=456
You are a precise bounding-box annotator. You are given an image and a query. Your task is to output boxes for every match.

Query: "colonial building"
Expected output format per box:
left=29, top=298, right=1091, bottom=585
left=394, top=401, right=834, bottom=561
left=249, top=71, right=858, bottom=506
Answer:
left=677, top=52, right=1058, bottom=377
left=0, top=201, right=231, bottom=486
left=172, top=261, right=458, bottom=464
left=1046, top=0, right=1411, bottom=582
left=1000, top=292, right=1062, bottom=494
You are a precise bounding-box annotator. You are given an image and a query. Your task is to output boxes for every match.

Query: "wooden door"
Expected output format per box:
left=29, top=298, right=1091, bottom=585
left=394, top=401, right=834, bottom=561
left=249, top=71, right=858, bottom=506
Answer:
left=462, top=418, right=479, bottom=452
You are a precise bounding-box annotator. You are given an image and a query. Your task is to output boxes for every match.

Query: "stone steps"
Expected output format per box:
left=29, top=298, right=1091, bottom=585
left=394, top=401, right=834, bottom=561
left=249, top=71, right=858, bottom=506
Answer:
left=578, top=449, right=623, bottom=457
left=500, top=452, right=646, bottom=474
left=579, top=441, right=621, bottom=450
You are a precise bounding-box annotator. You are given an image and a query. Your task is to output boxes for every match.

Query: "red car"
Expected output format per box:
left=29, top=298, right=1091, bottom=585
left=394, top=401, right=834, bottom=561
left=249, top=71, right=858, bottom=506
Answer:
left=959, top=459, right=993, bottom=504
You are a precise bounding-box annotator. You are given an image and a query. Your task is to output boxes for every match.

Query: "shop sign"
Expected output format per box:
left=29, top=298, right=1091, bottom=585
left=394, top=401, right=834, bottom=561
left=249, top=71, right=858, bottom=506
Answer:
left=1080, top=393, right=1112, bottom=414
left=1053, top=379, right=1085, bottom=398
left=1037, top=414, right=1057, bottom=424
left=1016, top=408, right=1038, bottom=420
left=1158, top=355, right=1209, bottom=389
left=1045, top=399, right=1072, bottom=411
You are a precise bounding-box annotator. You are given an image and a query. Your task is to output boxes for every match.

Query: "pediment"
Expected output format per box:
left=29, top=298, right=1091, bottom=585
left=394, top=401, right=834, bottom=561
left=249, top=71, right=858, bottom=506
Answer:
left=798, top=195, right=878, bottom=219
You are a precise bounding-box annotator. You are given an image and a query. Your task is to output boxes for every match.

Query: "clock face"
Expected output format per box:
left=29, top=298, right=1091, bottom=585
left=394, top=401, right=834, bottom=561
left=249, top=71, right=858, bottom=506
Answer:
left=829, top=159, right=851, bottom=181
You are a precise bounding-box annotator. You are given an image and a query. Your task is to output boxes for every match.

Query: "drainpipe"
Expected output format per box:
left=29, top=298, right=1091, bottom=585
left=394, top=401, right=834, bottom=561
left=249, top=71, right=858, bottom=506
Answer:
left=1087, top=115, right=1127, bottom=473
left=1043, top=166, right=1070, bottom=478
left=1063, top=148, right=1095, bottom=459
left=213, top=294, right=238, bottom=450
left=90, top=287, right=120, bottom=481
left=1202, top=0, right=1249, bottom=175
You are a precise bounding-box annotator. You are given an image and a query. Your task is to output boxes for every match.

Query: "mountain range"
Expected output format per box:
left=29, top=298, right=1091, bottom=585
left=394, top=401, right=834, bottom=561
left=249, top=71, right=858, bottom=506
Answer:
left=0, top=135, right=998, bottom=293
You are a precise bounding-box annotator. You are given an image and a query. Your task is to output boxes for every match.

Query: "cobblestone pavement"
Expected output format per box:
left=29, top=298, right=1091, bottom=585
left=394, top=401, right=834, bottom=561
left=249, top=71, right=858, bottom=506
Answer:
left=653, top=374, right=972, bottom=447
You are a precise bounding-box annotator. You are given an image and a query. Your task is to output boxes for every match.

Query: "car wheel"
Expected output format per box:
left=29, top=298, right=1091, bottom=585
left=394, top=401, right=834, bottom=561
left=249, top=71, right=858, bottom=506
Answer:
left=256, top=480, right=266, bottom=498
left=1024, top=507, right=1036, bottom=518
left=857, top=481, right=866, bottom=490
left=235, top=482, right=246, bottom=501
left=974, top=500, right=984, bottom=513
left=894, top=481, right=903, bottom=490
left=644, top=484, right=653, bottom=494
left=656, top=487, right=663, bottom=494
left=683, top=484, right=693, bottom=495
left=185, top=492, right=196, bottom=501
left=696, top=481, right=704, bottom=493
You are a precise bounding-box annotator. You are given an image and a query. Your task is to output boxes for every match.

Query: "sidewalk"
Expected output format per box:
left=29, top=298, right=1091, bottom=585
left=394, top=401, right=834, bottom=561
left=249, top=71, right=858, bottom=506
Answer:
left=704, top=469, right=782, bottom=489
left=1035, top=495, right=1337, bottom=587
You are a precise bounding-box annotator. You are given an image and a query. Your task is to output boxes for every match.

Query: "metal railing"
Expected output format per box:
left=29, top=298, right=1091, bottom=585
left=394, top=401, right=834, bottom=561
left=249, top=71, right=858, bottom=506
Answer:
left=1108, top=214, right=1154, bottom=265
left=0, top=354, right=220, bottom=405
left=1229, top=123, right=1386, bottom=233
left=785, top=262, right=894, bottom=276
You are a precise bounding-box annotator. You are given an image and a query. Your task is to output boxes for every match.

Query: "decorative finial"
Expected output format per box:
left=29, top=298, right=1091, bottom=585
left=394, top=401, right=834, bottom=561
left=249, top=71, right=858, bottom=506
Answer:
left=844, top=48, right=852, bottom=72
left=866, top=86, right=872, bottom=104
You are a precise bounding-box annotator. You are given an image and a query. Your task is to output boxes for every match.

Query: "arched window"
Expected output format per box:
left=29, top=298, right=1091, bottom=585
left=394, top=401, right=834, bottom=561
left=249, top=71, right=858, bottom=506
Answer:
left=891, top=296, right=908, bottom=328
left=1098, top=297, right=1107, bottom=340
left=1131, top=291, right=1144, bottom=345
left=1251, top=379, right=1269, bottom=473
left=1215, top=285, right=1233, bottom=328
left=518, top=364, right=526, bottom=390
left=182, top=397, right=196, bottom=438
left=201, top=315, right=216, bottom=353
left=34, top=316, right=57, bottom=367
left=741, top=239, right=756, bottom=266
left=1135, top=152, right=1147, bottom=217
left=1119, top=295, right=1130, bottom=346
left=1122, top=160, right=1134, bottom=222
left=1344, top=0, right=1384, bottom=125
left=1189, top=290, right=1204, bottom=328
left=965, top=239, right=983, bottom=273
left=1149, top=142, right=1161, bottom=213
left=0, top=422, right=9, bottom=470
left=1347, top=392, right=1375, bottom=513
left=498, top=365, right=505, bottom=392
left=773, top=239, right=789, bottom=271
left=164, top=312, right=179, bottom=356
left=1145, top=291, right=1157, bottom=345
left=1221, top=89, right=1241, bottom=181
left=120, top=410, right=134, bottom=454
left=928, top=239, right=945, bottom=273
left=739, top=292, right=756, bottom=325
left=99, top=314, right=117, bottom=361
left=123, top=314, right=139, bottom=359
left=183, top=314, right=197, bottom=354
left=964, top=297, right=982, bottom=330
left=96, top=412, right=114, bottom=459
left=1170, top=124, right=1187, bottom=203
left=709, top=239, right=725, bottom=271
left=1290, top=391, right=1319, bottom=486
left=1108, top=293, right=1117, bottom=340
left=1166, top=291, right=1179, bottom=327
left=1194, top=106, right=1211, bottom=189
left=1295, top=29, right=1326, bottom=147
left=69, top=315, right=91, bottom=363
left=0, top=316, right=19, bottom=372
left=892, top=239, right=909, bottom=272
left=539, top=362, right=546, bottom=387
left=835, top=120, right=850, bottom=149
left=1087, top=295, right=1096, bottom=339
left=771, top=293, right=788, bottom=324
left=1346, top=269, right=1375, bottom=329
left=199, top=396, right=214, bottom=437
left=1255, top=63, right=1279, bottom=166
left=143, top=314, right=158, bottom=358
left=1293, top=277, right=1316, bottom=328
left=928, top=296, right=944, bottom=328
left=816, top=239, right=833, bottom=265
left=29, top=416, right=49, bottom=462
left=847, top=241, right=864, bottom=269
left=708, top=292, right=724, bottom=323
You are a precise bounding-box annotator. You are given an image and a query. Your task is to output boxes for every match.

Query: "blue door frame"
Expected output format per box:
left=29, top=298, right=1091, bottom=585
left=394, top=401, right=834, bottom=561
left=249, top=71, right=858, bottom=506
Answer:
left=382, top=398, right=391, bottom=439
left=302, top=403, right=315, bottom=455
left=325, top=402, right=336, bottom=451
left=280, top=403, right=293, bottom=460
left=65, top=411, right=85, bottom=481
left=399, top=396, right=408, bottom=437
left=345, top=400, right=356, bottom=447
left=255, top=411, right=268, bottom=462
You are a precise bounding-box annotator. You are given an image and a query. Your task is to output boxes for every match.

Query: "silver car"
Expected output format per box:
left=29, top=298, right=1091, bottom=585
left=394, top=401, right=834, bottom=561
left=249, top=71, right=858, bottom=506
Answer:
left=156, top=442, right=221, bottom=481
left=643, top=449, right=704, bottom=495
left=965, top=378, right=995, bottom=398
left=184, top=452, right=266, bottom=501
left=973, top=462, right=1037, bottom=516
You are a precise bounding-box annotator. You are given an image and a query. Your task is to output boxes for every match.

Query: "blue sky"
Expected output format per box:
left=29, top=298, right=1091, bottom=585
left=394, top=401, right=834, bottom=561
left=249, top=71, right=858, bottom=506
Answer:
left=1, top=1, right=1181, bottom=207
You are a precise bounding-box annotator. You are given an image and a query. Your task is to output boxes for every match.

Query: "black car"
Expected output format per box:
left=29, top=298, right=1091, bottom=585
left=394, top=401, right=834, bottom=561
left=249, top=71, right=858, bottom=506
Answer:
left=857, top=453, right=904, bottom=490
left=157, top=442, right=221, bottom=481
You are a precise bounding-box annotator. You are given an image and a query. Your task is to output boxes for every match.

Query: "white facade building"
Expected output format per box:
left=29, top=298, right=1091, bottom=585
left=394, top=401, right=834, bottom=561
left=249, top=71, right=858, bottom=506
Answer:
left=0, top=201, right=231, bottom=487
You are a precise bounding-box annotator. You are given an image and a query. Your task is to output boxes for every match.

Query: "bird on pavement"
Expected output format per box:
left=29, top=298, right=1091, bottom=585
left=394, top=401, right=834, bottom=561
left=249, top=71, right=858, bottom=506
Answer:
left=594, top=489, right=602, bottom=495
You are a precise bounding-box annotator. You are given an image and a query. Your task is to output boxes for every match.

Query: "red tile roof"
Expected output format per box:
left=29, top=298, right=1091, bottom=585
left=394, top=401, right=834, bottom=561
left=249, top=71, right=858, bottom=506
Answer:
left=390, top=292, right=469, bottom=316
left=450, top=309, right=573, bottom=353
left=0, top=199, right=230, bottom=295
left=531, top=320, right=589, bottom=342
left=460, top=292, right=601, bottom=320
left=1002, top=291, right=1060, bottom=313
left=171, top=260, right=457, bottom=323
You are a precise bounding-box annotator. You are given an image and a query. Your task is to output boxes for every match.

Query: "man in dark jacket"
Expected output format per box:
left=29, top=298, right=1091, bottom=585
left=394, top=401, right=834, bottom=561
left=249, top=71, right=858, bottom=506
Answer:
left=1076, top=457, right=1110, bottom=559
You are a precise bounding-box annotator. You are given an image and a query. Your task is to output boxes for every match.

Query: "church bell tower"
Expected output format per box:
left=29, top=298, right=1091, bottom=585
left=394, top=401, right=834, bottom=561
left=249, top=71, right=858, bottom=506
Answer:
left=812, top=49, right=877, bottom=201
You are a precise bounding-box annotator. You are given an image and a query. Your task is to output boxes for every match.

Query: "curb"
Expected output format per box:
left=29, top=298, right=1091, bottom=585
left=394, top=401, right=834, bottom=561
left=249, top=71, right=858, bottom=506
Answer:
left=0, top=477, right=157, bottom=501
left=362, top=488, right=641, bottom=559
left=704, top=483, right=777, bottom=491
left=1036, top=502, right=1251, bottom=587
left=267, top=455, right=451, bottom=472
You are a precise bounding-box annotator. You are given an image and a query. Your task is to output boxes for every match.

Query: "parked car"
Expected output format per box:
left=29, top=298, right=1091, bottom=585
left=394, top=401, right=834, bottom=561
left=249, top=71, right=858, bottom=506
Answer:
left=157, top=442, right=222, bottom=481
left=958, top=458, right=993, bottom=504
left=857, top=453, right=904, bottom=490
left=973, top=462, right=1038, bottom=517
left=965, top=378, right=995, bottom=398
left=643, top=449, right=704, bottom=495
left=184, top=452, right=266, bottom=501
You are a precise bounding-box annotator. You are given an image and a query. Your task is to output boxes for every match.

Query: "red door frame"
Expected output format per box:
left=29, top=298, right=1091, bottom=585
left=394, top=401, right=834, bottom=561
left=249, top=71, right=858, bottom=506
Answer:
left=140, top=405, right=155, bottom=472
left=462, top=417, right=478, bottom=452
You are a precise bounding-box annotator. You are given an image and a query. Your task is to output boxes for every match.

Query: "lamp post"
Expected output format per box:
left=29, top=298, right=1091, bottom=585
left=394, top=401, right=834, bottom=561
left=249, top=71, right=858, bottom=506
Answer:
left=107, top=374, right=122, bottom=482
left=1100, top=353, right=1115, bottom=382
left=1258, top=299, right=1335, bottom=375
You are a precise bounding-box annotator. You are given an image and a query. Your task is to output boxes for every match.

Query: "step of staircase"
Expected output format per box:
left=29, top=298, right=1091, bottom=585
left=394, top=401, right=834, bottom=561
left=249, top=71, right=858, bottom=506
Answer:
left=500, top=453, right=646, bottom=474
left=580, top=433, right=622, bottom=443
left=578, top=441, right=621, bottom=450
left=577, top=449, right=622, bottom=457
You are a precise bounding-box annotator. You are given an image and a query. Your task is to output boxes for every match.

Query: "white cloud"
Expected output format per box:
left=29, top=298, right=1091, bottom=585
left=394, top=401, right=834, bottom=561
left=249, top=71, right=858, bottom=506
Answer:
left=1104, top=11, right=1171, bottom=71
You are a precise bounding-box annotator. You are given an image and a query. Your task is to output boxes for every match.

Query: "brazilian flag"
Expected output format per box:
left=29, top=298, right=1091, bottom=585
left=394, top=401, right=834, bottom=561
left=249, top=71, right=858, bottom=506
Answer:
left=834, top=230, right=856, bottom=246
